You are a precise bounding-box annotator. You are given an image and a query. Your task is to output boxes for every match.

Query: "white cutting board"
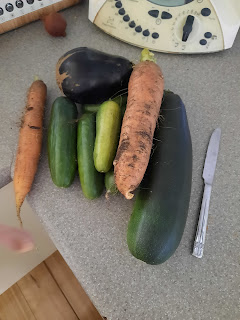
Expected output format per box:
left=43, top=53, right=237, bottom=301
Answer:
left=0, top=182, right=56, bottom=294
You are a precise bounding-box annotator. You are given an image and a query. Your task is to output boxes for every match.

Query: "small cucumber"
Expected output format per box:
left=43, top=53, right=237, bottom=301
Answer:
left=77, top=113, right=104, bottom=199
left=83, top=104, right=101, bottom=114
left=105, top=169, right=118, bottom=196
left=113, top=94, right=128, bottom=117
left=48, top=97, right=77, bottom=188
left=83, top=94, right=127, bottom=117
left=94, top=101, right=121, bottom=173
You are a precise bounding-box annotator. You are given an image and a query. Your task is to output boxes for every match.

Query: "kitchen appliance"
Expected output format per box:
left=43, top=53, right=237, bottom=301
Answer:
left=0, top=0, right=80, bottom=34
left=89, top=0, right=240, bottom=53
left=193, top=128, right=221, bottom=259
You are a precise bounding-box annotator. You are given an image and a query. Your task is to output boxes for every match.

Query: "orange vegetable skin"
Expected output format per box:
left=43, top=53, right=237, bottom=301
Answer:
left=114, top=50, right=164, bottom=199
left=14, top=80, right=47, bottom=225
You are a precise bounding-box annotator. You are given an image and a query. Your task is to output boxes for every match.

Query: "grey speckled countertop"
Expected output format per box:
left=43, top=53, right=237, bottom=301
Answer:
left=0, top=1, right=240, bottom=319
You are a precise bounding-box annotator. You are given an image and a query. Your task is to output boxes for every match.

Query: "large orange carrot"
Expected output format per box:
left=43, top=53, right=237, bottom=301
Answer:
left=14, top=79, right=47, bottom=225
left=114, top=49, right=164, bottom=199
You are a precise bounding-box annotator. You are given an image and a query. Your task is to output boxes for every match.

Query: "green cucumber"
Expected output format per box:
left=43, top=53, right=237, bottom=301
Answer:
left=94, top=101, right=121, bottom=173
left=83, top=104, right=101, bottom=114
left=105, top=169, right=118, bottom=196
left=113, top=94, right=128, bottom=117
left=77, top=113, right=104, bottom=199
left=113, top=93, right=127, bottom=106
left=48, top=97, right=77, bottom=188
left=127, top=91, right=192, bottom=265
left=83, top=94, right=127, bottom=117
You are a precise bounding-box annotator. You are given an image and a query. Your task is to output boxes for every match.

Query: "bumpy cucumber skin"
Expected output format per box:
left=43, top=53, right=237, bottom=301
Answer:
left=48, top=97, right=78, bottom=188
left=77, top=113, right=104, bottom=199
left=105, top=170, right=118, bottom=195
left=83, top=94, right=127, bottom=117
left=94, top=101, right=121, bottom=173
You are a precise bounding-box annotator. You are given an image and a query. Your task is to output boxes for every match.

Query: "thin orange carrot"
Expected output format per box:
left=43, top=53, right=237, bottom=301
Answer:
left=114, top=49, right=164, bottom=199
left=14, top=79, right=47, bottom=225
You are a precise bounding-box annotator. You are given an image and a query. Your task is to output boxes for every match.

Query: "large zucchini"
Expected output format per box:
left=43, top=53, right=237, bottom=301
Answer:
left=127, top=91, right=192, bottom=264
left=48, top=97, right=78, bottom=188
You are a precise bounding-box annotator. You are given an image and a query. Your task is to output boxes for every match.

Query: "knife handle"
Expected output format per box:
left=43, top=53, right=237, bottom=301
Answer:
left=192, top=183, right=212, bottom=258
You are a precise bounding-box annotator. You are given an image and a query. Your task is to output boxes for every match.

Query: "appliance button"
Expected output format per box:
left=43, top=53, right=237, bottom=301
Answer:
left=161, top=11, right=172, bottom=19
left=201, top=8, right=211, bottom=16
left=148, top=10, right=159, bottom=18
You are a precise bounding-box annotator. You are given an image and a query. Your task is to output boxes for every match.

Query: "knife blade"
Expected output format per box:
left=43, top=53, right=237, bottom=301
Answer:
left=202, top=128, right=221, bottom=185
left=192, top=128, right=221, bottom=258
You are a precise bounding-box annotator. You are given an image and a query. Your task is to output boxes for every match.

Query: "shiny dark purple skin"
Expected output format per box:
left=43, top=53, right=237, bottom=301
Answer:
left=57, top=47, right=133, bottom=104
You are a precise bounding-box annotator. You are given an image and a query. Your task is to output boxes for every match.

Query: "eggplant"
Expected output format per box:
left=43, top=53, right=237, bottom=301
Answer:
left=56, top=47, right=132, bottom=104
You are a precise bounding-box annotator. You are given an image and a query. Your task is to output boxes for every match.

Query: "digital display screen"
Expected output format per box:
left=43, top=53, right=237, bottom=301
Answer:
left=147, top=0, right=193, bottom=7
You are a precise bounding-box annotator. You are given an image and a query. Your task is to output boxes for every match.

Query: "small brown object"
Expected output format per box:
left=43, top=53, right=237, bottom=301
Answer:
left=43, top=12, right=67, bottom=37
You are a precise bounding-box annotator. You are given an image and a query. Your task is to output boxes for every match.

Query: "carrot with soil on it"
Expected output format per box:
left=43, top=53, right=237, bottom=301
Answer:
left=14, top=79, right=47, bottom=225
left=113, top=49, right=164, bottom=200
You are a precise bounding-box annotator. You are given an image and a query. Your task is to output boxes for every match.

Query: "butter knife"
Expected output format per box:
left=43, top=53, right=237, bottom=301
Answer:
left=192, top=128, right=221, bottom=258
